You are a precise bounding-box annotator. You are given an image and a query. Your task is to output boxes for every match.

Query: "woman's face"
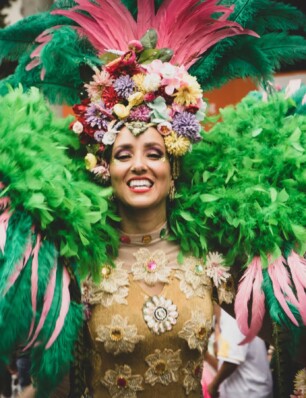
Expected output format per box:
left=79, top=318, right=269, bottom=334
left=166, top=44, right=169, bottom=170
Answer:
left=110, top=126, right=172, bottom=212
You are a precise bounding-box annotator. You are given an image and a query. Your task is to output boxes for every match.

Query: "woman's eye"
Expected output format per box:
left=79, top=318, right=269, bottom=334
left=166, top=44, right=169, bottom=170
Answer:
left=114, top=152, right=131, bottom=161
left=147, top=151, right=164, bottom=159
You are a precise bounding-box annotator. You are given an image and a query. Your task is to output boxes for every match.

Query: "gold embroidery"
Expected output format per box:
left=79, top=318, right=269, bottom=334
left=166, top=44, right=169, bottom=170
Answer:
left=178, top=310, right=212, bottom=353
left=145, top=349, right=182, bottom=386
left=87, top=261, right=129, bottom=307
left=205, top=252, right=231, bottom=287
left=101, top=364, right=143, bottom=398
left=217, top=275, right=235, bottom=304
left=175, top=256, right=212, bottom=298
left=182, top=360, right=203, bottom=395
left=132, top=248, right=170, bottom=285
left=96, top=314, right=144, bottom=355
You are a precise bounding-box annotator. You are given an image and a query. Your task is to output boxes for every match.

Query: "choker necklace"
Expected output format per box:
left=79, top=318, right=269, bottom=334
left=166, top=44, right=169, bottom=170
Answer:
left=119, top=223, right=168, bottom=246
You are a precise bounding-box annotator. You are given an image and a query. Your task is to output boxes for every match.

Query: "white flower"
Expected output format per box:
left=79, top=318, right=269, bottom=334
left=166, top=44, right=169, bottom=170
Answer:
left=205, top=252, right=230, bottom=287
left=102, top=130, right=117, bottom=145
left=72, top=121, right=83, bottom=134
left=160, top=63, right=177, bottom=79
left=143, top=73, right=161, bottom=92
left=96, top=314, right=144, bottom=355
left=143, top=295, right=178, bottom=335
left=131, top=248, right=170, bottom=286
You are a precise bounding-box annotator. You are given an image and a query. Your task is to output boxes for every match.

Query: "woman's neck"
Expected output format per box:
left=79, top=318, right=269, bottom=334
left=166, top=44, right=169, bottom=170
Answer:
left=118, top=205, right=167, bottom=235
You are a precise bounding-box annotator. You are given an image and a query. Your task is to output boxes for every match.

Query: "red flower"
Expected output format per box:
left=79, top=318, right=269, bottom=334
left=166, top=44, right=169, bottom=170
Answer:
left=106, top=51, right=143, bottom=78
left=102, top=86, right=119, bottom=108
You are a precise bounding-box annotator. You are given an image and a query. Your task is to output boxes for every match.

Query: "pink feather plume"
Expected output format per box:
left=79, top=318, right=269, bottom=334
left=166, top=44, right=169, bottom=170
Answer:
left=268, top=256, right=299, bottom=326
left=287, top=251, right=306, bottom=324
left=235, top=257, right=266, bottom=343
left=28, top=234, right=42, bottom=339
left=0, top=208, right=12, bottom=254
left=23, top=262, right=57, bottom=352
left=136, top=0, right=155, bottom=38
left=45, top=266, right=71, bottom=349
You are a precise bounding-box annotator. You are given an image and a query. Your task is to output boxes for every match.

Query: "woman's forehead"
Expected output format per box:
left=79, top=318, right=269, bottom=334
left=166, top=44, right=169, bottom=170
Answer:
left=113, top=126, right=165, bottom=148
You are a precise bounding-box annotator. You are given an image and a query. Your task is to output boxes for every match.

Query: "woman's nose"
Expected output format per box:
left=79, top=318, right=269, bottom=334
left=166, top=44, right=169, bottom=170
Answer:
left=130, top=154, right=147, bottom=173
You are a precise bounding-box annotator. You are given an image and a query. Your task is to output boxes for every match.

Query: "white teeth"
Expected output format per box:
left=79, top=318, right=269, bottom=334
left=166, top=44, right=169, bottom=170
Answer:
left=128, top=179, right=152, bottom=188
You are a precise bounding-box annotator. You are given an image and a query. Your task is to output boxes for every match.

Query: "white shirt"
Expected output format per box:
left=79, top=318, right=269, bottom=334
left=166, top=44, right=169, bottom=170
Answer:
left=217, top=310, right=273, bottom=398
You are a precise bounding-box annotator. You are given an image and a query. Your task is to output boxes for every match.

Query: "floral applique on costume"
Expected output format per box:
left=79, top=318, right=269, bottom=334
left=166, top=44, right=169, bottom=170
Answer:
left=178, top=310, right=212, bottom=353
left=175, top=256, right=212, bottom=298
left=142, top=295, right=178, bottom=334
left=182, top=359, right=203, bottom=395
left=86, top=261, right=129, bottom=307
left=96, top=314, right=144, bottom=355
left=131, top=248, right=171, bottom=285
left=101, top=364, right=143, bottom=398
left=144, top=349, right=182, bottom=386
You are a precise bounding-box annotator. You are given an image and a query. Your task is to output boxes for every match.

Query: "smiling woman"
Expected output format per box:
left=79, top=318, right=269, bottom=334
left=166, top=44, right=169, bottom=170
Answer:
left=110, top=127, right=172, bottom=228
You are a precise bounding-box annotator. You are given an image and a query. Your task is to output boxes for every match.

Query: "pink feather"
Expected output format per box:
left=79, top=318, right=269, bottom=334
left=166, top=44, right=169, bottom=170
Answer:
left=287, top=251, right=306, bottom=324
left=0, top=196, right=10, bottom=210
left=0, top=208, right=12, bottom=254
left=240, top=260, right=265, bottom=344
left=268, top=256, right=299, bottom=326
left=26, top=58, right=41, bottom=72
left=5, top=242, right=32, bottom=294
left=136, top=0, right=155, bottom=38
left=23, top=263, right=57, bottom=352
left=45, top=266, right=71, bottom=349
left=28, top=234, right=42, bottom=339
left=235, top=257, right=265, bottom=343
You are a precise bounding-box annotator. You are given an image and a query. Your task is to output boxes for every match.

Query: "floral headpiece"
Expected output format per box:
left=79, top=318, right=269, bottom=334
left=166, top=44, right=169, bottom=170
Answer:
left=71, top=31, right=206, bottom=183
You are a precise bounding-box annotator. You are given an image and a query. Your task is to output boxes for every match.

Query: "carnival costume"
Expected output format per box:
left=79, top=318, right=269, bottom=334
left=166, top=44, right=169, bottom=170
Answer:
left=1, top=1, right=306, bottom=397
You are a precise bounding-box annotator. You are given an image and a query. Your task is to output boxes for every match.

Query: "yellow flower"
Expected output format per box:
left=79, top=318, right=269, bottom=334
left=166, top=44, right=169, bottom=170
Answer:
left=113, top=103, right=130, bottom=119
left=84, top=153, right=97, bottom=170
left=128, top=92, right=144, bottom=108
left=164, top=132, right=190, bottom=156
left=174, top=75, right=202, bottom=106
left=132, top=73, right=146, bottom=92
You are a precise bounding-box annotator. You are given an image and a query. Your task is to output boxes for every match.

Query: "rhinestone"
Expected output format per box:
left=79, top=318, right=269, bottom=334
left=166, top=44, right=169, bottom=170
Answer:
left=101, top=266, right=112, bottom=278
left=117, top=376, right=128, bottom=389
left=146, top=260, right=157, bottom=272
left=110, top=327, right=123, bottom=342
left=120, top=235, right=131, bottom=244
left=154, top=360, right=166, bottom=375
left=142, top=235, right=152, bottom=244
left=194, top=264, right=204, bottom=275
left=197, top=326, right=207, bottom=340
left=160, top=228, right=167, bottom=239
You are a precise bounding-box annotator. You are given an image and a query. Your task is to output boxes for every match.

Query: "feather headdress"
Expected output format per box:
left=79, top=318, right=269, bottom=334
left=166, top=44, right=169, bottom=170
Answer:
left=0, top=0, right=306, bottom=104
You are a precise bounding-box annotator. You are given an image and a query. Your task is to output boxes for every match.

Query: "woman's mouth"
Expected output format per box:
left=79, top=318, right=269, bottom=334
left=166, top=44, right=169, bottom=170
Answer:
left=127, top=178, right=153, bottom=192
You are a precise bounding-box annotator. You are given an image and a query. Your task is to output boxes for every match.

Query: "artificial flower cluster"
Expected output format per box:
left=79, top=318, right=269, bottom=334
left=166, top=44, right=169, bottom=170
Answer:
left=71, top=48, right=206, bottom=182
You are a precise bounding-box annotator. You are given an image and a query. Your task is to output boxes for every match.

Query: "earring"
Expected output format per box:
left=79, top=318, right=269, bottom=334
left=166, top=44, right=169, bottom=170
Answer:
left=169, top=181, right=176, bottom=201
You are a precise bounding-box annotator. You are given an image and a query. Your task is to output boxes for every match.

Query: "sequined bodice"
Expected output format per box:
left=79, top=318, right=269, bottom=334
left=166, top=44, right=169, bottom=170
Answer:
left=84, top=229, right=214, bottom=397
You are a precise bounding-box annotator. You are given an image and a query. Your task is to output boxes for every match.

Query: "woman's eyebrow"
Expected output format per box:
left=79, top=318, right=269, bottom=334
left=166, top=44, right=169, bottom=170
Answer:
left=113, top=144, right=133, bottom=151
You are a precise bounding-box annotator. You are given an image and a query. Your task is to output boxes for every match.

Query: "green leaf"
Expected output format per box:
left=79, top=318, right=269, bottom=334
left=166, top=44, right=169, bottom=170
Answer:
left=292, top=224, right=306, bottom=242
left=270, top=188, right=277, bottom=202
left=140, top=29, right=158, bottom=49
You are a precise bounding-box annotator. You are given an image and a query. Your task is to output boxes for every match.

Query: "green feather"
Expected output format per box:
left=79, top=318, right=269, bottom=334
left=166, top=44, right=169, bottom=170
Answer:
left=0, top=87, right=119, bottom=278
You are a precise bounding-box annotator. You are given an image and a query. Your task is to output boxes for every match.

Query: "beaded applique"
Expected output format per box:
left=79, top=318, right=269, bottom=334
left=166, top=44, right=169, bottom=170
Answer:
left=131, top=248, right=171, bottom=285
left=178, top=310, right=212, bottom=353
left=205, top=252, right=230, bottom=287
left=144, top=349, right=182, bottom=386
left=175, top=256, right=211, bottom=298
left=182, top=359, right=203, bottom=395
left=96, top=314, right=144, bottom=355
left=86, top=261, right=129, bottom=307
left=101, top=364, right=143, bottom=398
left=143, top=295, right=178, bottom=334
